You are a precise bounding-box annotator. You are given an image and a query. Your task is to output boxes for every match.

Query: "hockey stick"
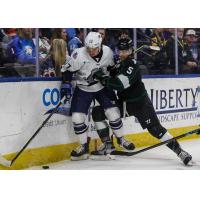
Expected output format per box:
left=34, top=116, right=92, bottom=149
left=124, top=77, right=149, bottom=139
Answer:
left=0, top=153, right=11, bottom=167
left=10, top=97, right=66, bottom=166
left=111, top=127, right=200, bottom=156
left=133, top=45, right=160, bottom=54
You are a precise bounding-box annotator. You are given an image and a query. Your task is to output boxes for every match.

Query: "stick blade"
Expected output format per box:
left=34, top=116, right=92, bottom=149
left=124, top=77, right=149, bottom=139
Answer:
left=0, top=155, right=11, bottom=167
left=149, top=46, right=161, bottom=51
left=110, top=150, right=134, bottom=156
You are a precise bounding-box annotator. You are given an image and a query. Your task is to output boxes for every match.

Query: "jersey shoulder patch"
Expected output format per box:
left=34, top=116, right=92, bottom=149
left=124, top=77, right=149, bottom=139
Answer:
left=71, top=47, right=84, bottom=60
left=72, top=51, right=78, bottom=59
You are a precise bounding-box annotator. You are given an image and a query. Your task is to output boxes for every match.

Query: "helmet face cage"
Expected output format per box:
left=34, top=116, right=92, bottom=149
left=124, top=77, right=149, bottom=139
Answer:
left=85, top=32, right=103, bottom=49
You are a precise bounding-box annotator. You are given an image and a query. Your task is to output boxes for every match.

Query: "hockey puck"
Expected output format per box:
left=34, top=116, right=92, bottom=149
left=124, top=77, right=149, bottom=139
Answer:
left=42, top=165, right=49, bottom=169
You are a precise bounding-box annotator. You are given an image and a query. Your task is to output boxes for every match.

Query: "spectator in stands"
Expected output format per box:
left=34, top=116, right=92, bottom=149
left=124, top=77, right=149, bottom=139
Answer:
left=136, top=29, right=155, bottom=72
left=97, top=28, right=110, bottom=45
left=66, top=28, right=76, bottom=41
left=184, top=29, right=200, bottom=73
left=165, top=28, right=197, bottom=74
left=0, top=29, right=18, bottom=64
left=137, top=28, right=153, bottom=44
left=98, top=28, right=106, bottom=41
left=0, top=29, right=6, bottom=66
left=118, top=29, right=131, bottom=40
left=151, top=28, right=167, bottom=47
left=97, top=28, right=118, bottom=55
left=2, top=29, right=18, bottom=45
left=33, top=30, right=51, bottom=59
left=40, top=28, right=52, bottom=40
left=0, top=29, right=5, bottom=41
left=68, top=28, right=84, bottom=55
left=41, top=39, right=68, bottom=77
left=51, top=28, right=68, bottom=44
left=7, top=28, right=38, bottom=65
left=163, top=28, right=174, bottom=40
left=150, top=28, right=168, bottom=73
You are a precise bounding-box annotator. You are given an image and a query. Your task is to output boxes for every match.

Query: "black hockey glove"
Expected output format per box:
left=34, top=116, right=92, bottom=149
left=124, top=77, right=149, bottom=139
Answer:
left=93, top=69, right=110, bottom=86
left=60, top=82, right=73, bottom=101
left=93, top=69, right=108, bottom=80
left=86, top=68, right=101, bottom=84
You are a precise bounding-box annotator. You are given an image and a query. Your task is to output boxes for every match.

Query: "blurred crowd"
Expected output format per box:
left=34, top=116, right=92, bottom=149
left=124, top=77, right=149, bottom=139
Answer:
left=0, top=28, right=200, bottom=77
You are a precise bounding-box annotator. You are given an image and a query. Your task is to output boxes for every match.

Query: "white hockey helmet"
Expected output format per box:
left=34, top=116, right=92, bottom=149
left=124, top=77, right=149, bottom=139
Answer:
left=85, top=32, right=103, bottom=49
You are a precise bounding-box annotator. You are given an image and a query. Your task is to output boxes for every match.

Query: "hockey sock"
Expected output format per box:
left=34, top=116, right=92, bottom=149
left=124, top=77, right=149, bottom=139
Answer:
left=97, top=127, right=111, bottom=143
left=167, top=140, right=181, bottom=154
left=77, top=132, right=88, bottom=145
left=160, top=131, right=181, bottom=154
left=109, top=119, right=123, bottom=138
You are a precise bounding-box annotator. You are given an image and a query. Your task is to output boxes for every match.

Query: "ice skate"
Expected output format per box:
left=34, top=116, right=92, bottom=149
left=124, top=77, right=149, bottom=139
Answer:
left=71, top=143, right=89, bottom=161
left=90, top=141, right=116, bottom=160
left=116, top=136, right=135, bottom=151
left=177, top=149, right=192, bottom=166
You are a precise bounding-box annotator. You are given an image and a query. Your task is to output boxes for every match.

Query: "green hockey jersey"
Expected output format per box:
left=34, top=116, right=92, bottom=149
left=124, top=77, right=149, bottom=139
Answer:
left=103, top=58, right=147, bottom=103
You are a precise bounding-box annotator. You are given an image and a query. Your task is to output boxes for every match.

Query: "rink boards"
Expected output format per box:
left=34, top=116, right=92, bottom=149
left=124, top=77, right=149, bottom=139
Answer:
left=0, top=75, right=200, bottom=169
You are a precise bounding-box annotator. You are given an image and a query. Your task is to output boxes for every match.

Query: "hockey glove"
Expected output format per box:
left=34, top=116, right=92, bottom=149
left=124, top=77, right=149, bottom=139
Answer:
left=60, top=82, right=73, bottom=101
left=93, top=69, right=109, bottom=85
left=86, top=68, right=102, bottom=84
left=93, top=69, right=108, bottom=80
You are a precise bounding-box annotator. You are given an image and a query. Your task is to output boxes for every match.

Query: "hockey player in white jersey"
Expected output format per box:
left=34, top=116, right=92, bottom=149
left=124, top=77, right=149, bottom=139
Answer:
left=60, top=32, right=134, bottom=160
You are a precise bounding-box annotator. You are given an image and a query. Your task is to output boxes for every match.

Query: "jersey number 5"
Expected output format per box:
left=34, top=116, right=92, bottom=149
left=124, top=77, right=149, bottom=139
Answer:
left=126, top=66, right=133, bottom=75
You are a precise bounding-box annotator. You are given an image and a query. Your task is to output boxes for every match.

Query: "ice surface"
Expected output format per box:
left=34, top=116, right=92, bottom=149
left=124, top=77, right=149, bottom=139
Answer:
left=28, top=139, right=200, bottom=170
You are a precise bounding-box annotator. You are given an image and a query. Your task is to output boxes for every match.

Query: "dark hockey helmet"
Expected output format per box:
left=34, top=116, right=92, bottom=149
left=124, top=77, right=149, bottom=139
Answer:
left=117, top=38, right=133, bottom=50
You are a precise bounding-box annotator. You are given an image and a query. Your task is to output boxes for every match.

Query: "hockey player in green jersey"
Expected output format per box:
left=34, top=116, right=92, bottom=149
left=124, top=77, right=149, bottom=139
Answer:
left=91, top=38, right=192, bottom=166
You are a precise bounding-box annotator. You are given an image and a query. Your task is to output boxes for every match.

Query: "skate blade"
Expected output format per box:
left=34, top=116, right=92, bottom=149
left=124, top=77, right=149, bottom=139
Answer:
left=90, top=154, right=116, bottom=161
left=71, top=154, right=89, bottom=161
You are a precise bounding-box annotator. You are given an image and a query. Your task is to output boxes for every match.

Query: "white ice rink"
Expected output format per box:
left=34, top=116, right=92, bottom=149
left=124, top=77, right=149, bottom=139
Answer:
left=28, top=138, right=200, bottom=170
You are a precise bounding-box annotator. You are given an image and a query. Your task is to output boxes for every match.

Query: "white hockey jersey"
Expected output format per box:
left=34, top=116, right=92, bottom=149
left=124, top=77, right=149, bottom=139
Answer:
left=61, top=45, right=114, bottom=92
